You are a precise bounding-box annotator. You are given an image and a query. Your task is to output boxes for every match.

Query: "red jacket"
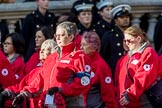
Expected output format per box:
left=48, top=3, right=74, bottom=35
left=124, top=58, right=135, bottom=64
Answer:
left=8, top=67, right=42, bottom=92
left=115, top=46, right=158, bottom=108
left=7, top=67, right=43, bottom=108
left=24, top=50, right=40, bottom=75
left=0, top=50, right=15, bottom=89
left=23, top=42, right=92, bottom=107
left=85, top=51, right=118, bottom=108
left=10, top=55, right=25, bottom=84
left=74, top=34, right=81, bottom=50
left=5, top=54, right=25, bottom=107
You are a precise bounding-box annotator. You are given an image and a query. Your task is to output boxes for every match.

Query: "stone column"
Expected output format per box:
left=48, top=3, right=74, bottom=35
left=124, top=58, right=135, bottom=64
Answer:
left=146, top=14, right=158, bottom=42
left=7, top=19, right=17, bottom=33
left=131, top=14, right=141, bottom=27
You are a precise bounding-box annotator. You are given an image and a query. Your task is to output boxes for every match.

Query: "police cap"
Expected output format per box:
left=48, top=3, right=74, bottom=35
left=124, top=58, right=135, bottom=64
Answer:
left=96, top=0, right=113, bottom=10
left=110, top=4, right=131, bottom=19
left=74, top=2, right=94, bottom=14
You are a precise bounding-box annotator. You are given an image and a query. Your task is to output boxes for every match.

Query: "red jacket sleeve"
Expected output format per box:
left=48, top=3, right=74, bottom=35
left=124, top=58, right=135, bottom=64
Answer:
left=60, top=52, right=91, bottom=96
left=114, top=55, right=127, bottom=107
left=11, top=56, right=25, bottom=84
left=24, top=51, right=40, bottom=75
left=22, top=70, right=44, bottom=93
left=95, top=55, right=117, bottom=108
left=0, top=50, right=16, bottom=89
left=8, top=67, right=41, bottom=93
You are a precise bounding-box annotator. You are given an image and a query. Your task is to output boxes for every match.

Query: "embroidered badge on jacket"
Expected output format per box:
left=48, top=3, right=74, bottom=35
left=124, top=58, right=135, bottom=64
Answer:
left=105, top=76, right=112, bottom=84
left=143, top=64, right=151, bottom=71
left=1, top=68, right=8, bottom=76
left=81, top=76, right=90, bottom=86
left=131, top=59, right=139, bottom=65
left=84, top=65, right=91, bottom=72
left=90, top=71, right=95, bottom=78
left=60, top=60, right=70, bottom=64
left=15, top=74, right=19, bottom=79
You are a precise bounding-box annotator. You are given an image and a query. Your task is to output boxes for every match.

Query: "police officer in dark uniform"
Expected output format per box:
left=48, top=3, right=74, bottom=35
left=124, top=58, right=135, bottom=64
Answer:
left=0, top=20, right=9, bottom=44
left=0, top=20, right=9, bottom=51
left=22, top=0, right=56, bottom=62
left=154, top=13, right=162, bottom=53
left=71, top=0, right=100, bottom=24
left=95, top=0, right=114, bottom=39
left=74, top=2, right=96, bottom=35
left=100, top=4, right=132, bottom=78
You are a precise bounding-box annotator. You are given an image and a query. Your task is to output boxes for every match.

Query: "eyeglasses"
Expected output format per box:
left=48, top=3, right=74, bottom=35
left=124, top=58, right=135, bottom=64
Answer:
left=54, top=33, right=67, bottom=38
left=3, top=42, right=13, bottom=46
left=123, top=38, right=134, bottom=43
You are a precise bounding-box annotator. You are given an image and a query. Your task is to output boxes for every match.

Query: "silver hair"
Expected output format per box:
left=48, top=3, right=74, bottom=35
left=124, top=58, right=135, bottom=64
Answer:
left=56, top=21, right=78, bottom=38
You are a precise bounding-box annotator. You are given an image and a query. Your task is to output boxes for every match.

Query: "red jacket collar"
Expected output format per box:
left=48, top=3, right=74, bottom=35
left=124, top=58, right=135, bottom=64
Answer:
left=60, top=42, right=76, bottom=57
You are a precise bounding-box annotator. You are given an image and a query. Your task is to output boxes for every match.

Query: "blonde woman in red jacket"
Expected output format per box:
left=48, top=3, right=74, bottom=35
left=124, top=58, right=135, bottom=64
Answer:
left=115, top=26, right=158, bottom=108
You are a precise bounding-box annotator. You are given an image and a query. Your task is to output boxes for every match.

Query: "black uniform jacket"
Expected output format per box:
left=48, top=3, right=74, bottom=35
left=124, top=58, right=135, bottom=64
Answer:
left=100, top=26, right=125, bottom=77
left=77, top=22, right=96, bottom=35
left=95, top=19, right=114, bottom=39
left=154, top=16, right=162, bottom=53
left=22, top=9, right=56, bottom=62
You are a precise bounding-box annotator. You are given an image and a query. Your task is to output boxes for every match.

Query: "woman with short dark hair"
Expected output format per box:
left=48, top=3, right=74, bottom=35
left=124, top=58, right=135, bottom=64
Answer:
left=3, top=32, right=25, bottom=84
left=24, top=26, right=54, bottom=75
left=2, top=32, right=25, bottom=107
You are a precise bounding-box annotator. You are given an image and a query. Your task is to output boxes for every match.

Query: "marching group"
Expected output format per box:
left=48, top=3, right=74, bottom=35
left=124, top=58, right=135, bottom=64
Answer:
left=0, top=0, right=162, bottom=108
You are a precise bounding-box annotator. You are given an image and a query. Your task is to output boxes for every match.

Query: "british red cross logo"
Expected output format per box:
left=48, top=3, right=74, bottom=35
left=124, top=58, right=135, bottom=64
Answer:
left=143, top=64, right=151, bottom=71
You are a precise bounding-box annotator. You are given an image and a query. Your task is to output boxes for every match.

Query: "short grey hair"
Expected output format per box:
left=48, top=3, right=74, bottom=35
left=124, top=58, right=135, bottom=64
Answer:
left=41, top=39, right=59, bottom=53
left=56, top=21, right=78, bottom=39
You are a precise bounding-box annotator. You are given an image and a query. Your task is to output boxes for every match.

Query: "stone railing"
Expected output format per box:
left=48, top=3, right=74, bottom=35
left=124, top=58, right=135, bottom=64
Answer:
left=0, top=0, right=162, bottom=42
left=0, top=0, right=76, bottom=33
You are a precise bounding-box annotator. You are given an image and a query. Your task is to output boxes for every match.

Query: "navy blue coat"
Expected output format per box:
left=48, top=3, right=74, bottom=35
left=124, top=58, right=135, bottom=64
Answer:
left=154, top=15, right=162, bottom=53
left=77, top=22, right=96, bottom=35
left=95, top=19, right=114, bottom=39
left=100, top=26, right=125, bottom=78
left=22, top=9, right=56, bottom=62
left=0, top=21, right=9, bottom=43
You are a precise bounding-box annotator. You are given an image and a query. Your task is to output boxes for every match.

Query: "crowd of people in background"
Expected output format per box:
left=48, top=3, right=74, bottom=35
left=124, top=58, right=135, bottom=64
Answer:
left=0, top=0, right=162, bottom=108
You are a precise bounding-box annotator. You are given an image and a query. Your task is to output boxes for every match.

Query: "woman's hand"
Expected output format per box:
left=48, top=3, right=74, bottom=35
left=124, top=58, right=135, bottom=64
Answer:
left=47, top=87, right=59, bottom=95
left=119, top=92, right=130, bottom=106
